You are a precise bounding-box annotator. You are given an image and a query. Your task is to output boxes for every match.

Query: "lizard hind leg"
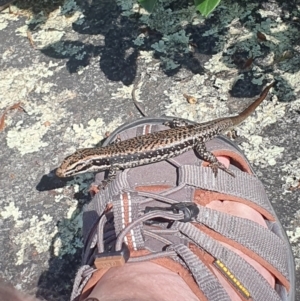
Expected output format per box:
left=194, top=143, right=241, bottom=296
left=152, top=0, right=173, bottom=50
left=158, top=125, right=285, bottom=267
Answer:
left=194, top=142, right=235, bottom=177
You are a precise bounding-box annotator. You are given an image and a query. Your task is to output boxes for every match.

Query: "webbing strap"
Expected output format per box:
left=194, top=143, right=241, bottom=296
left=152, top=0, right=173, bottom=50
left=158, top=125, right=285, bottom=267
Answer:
left=196, top=206, right=289, bottom=281
left=172, top=221, right=282, bottom=301
left=71, top=265, right=96, bottom=301
left=82, top=191, right=110, bottom=240
left=179, top=165, right=276, bottom=218
left=112, top=192, right=149, bottom=250
left=168, top=244, right=231, bottom=301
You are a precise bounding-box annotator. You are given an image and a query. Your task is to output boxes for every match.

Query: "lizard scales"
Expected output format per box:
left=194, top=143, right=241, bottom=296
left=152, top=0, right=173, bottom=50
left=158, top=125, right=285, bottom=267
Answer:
left=56, top=83, right=274, bottom=183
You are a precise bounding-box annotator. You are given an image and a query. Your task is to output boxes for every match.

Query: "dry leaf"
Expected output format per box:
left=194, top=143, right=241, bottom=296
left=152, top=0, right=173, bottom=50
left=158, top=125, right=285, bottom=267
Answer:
left=27, top=30, right=36, bottom=49
left=10, top=102, right=23, bottom=111
left=189, top=42, right=197, bottom=48
left=257, top=31, right=267, bottom=41
left=242, top=57, right=254, bottom=69
left=0, top=102, right=25, bottom=132
left=183, top=94, right=197, bottom=104
left=139, top=26, right=158, bottom=37
left=289, top=181, right=300, bottom=191
left=189, top=42, right=197, bottom=52
left=0, top=110, right=8, bottom=131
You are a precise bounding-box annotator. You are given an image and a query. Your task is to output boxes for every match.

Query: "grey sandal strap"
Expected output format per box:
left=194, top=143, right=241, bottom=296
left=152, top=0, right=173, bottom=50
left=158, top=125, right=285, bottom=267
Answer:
left=196, top=206, right=289, bottom=280
left=168, top=244, right=232, bottom=301
left=179, top=165, right=276, bottom=218
left=172, top=222, right=282, bottom=301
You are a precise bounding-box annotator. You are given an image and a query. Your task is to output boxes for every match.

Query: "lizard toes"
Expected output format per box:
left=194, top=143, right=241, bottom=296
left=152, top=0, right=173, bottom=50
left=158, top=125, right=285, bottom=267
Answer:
left=209, top=162, right=235, bottom=178
left=97, top=180, right=109, bottom=190
left=219, top=163, right=235, bottom=177
left=209, top=163, right=219, bottom=177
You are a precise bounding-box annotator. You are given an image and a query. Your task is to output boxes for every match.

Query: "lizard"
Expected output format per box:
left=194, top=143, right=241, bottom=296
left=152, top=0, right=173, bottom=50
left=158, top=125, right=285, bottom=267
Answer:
left=56, top=82, right=274, bottom=188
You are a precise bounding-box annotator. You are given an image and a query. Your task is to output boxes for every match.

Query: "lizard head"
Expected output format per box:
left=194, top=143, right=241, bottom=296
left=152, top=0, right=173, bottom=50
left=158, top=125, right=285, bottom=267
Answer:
left=56, top=149, right=109, bottom=178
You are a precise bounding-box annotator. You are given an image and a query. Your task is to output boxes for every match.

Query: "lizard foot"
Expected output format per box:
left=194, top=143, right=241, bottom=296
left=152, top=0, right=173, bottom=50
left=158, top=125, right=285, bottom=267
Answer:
left=209, top=161, right=235, bottom=178
left=97, top=180, right=109, bottom=190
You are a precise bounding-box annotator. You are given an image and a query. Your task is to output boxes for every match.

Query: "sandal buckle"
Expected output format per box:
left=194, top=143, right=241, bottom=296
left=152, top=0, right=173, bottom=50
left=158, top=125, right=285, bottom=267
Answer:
left=94, top=243, right=130, bottom=269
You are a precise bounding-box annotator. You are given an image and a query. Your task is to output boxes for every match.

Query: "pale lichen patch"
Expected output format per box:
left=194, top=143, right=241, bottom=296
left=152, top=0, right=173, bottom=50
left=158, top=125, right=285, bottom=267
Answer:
left=12, top=214, right=57, bottom=265
left=237, top=94, right=287, bottom=137
left=241, top=136, right=284, bottom=168
left=289, top=98, right=300, bottom=112
left=32, top=29, right=65, bottom=49
left=55, top=193, right=65, bottom=203
left=281, top=158, right=300, bottom=192
left=1, top=201, right=22, bottom=220
left=0, top=9, right=19, bottom=30
left=0, top=62, right=57, bottom=110
left=287, top=228, right=300, bottom=243
left=62, top=117, right=123, bottom=155
left=164, top=74, right=231, bottom=121
left=5, top=89, right=72, bottom=156
left=139, top=50, right=155, bottom=63
left=7, top=124, right=50, bottom=155
left=287, top=224, right=300, bottom=267
left=281, top=69, right=300, bottom=95
left=111, top=85, right=133, bottom=100
left=204, top=53, right=236, bottom=74
left=15, top=0, right=83, bottom=52
left=29, top=6, right=83, bottom=49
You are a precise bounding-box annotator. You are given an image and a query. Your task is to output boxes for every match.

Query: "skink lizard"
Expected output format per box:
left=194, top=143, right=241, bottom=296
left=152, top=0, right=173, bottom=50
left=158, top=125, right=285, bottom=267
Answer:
left=56, top=83, right=274, bottom=188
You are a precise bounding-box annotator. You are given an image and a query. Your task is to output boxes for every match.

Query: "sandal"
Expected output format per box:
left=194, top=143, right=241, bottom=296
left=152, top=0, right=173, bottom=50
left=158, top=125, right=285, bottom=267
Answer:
left=70, top=117, right=295, bottom=301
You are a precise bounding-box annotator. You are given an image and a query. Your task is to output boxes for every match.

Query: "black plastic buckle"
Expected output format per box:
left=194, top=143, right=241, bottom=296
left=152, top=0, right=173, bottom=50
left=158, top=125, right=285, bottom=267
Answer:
left=144, top=202, right=199, bottom=223
left=94, top=243, right=130, bottom=269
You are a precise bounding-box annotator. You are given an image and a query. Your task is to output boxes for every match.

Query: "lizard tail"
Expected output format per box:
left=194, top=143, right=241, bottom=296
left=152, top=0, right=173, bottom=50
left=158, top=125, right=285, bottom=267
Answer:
left=230, top=82, right=275, bottom=126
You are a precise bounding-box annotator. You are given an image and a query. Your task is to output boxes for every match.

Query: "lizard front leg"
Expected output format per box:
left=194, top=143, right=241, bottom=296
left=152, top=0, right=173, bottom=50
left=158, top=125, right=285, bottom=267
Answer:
left=97, top=166, right=120, bottom=190
left=194, top=141, right=235, bottom=177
